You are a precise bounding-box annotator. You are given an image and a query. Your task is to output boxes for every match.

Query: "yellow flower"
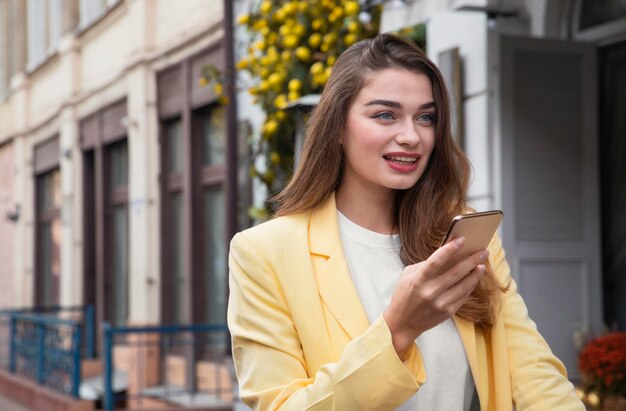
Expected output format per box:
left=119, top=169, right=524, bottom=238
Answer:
left=344, top=1, right=359, bottom=16
left=273, top=9, right=286, bottom=22
left=260, top=0, right=272, bottom=14
left=288, top=78, right=302, bottom=91
left=275, top=110, right=287, bottom=121
left=323, top=32, right=337, bottom=46
left=237, top=14, right=250, bottom=25
left=254, top=39, right=266, bottom=51
left=259, top=80, right=270, bottom=91
left=281, top=50, right=292, bottom=62
left=282, top=34, right=298, bottom=49
left=270, top=152, right=281, bottom=165
left=253, top=18, right=267, bottom=30
left=329, top=7, right=344, bottom=23
left=218, top=95, right=229, bottom=105
left=282, top=1, right=297, bottom=15
left=327, top=55, right=337, bottom=66
left=198, top=77, right=208, bottom=87
left=236, top=59, right=249, bottom=70
left=297, top=1, right=308, bottom=12
left=274, top=94, right=288, bottom=109
left=295, top=46, right=311, bottom=62
left=347, top=20, right=359, bottom=33
left=268, top=72, right=283, bottom=87
left=279, top=25, right=291, bottom=36
left=324, top=66, right=332, bottom=80
left=292, top=24, right=306, bottom=37
left=263, top=119, right=279, bottom=135
left=288, top=90, right=300, bottom=101
left=311, top=18, right=324, bottom=31
left=214, top=83, right=223, bottom=95
left=308, top=33, right=322, bottom=48
left=344, top=33, right=358, bottom=46
left=264, top=170, right=275, bottom=184
left=310, top=61, right=324, bottom=75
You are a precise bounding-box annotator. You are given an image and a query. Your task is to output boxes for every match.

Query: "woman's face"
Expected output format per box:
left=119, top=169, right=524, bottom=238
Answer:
left=340, top=68, right=436, bottom=199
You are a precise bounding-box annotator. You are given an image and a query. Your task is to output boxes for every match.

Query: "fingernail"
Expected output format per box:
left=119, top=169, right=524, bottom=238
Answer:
left=478, top=264, right=486, bottom=273
left=480, top=251, right=489, bottom=261
left=454, top=237, right=465, bottom=248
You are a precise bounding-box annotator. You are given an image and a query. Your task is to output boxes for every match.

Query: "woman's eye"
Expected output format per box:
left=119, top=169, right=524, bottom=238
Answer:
left=417, top=113, right=435, bottom=125
left=374, top=112, right=395, bottom=121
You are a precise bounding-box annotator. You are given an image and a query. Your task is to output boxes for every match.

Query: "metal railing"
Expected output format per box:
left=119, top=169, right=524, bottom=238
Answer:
left=102, top=323, right=234, bottom=410
left=0, top=305, right=95, bottom=359
left=0, top=311, right=83, bottom=397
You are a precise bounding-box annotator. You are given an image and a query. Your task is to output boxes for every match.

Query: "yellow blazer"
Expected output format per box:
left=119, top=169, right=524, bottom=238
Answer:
left=228, top=194, right=584, bottom=410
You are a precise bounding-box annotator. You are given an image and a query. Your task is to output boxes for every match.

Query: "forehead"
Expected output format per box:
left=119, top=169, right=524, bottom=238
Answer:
left=354, top=68, right=433, bottom=103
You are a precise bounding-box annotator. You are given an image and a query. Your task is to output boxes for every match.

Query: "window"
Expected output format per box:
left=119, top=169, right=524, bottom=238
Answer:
left=196, top=106, right=227, bottom=326
left=158, top=46, right=235, bottom=328
left=80, top=100, right=129, bottom=339
left=162, top=118, right=186, bottom=324
left=26, top=0, right=67, bottom=70
left=579, top=0, right=626, bottom=30
left=79, top=0, right=119, bottom=29
left=3, top=0, right=28, bottom=90
left=36, top=168, right=61, bottom=306
left=106, top=140, right=128, bottom=326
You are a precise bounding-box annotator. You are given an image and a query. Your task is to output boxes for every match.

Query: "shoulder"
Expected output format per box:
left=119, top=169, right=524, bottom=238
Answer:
left=231, top=212, right=311, bottom=253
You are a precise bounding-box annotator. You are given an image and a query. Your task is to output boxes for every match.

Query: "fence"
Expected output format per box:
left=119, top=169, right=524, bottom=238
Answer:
left=102, top=323, right=234, bottom=410
left=0, top=311, right=84, bottom=397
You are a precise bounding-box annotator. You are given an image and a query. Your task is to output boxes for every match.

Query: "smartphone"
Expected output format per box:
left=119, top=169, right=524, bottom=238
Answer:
left=440, top=210, right=504, bottom=256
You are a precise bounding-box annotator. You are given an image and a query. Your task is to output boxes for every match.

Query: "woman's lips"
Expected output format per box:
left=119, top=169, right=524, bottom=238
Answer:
left=383, top=153, right=421, bottom=172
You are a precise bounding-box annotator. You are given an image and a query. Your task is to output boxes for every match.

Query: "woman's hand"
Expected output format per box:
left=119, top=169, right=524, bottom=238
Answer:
left=383, top=237, right=489, bottom=359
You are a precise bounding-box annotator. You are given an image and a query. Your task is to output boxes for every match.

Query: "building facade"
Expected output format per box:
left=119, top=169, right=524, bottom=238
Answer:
left=0, top=0, right=239, bottom=338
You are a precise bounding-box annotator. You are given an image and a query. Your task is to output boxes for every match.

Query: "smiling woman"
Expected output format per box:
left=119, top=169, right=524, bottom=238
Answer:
left=227, top=33, right=585, bottom=411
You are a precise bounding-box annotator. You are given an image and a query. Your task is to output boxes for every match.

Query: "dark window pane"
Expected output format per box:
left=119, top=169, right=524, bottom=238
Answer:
left=204, top=186, right=226, bottom=325
left=171, top=192, right=185, bottom=324
left=41, top=218, right=61, bottom=306
left=166, top=120, right=183, bottom=174
left=580, top=0, right=626, bottom=30
left=110, top=140, right=128, bottom=190
left=112, top=205, right=128, bottom=326
left=39, top=169, right=61, bottom=211
left=202, top=106, right=226, bottom=166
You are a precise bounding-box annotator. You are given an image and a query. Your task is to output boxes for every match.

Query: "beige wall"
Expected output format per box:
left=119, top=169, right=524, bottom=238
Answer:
left=0, top=142, right=15, bottom=308
left=0, top=0, right=224, bottom=322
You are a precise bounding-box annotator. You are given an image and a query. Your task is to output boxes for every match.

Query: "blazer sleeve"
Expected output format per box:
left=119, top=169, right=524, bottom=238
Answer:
left=227, top=232, right=426, bottom=411
left=488, top=235, right=585, bottom=411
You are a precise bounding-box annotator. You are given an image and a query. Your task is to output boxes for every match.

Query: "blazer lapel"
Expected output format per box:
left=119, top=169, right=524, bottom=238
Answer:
left=309, top=194, right=370, bottom=340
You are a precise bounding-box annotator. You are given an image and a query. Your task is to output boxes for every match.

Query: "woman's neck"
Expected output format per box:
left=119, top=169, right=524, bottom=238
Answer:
left=335, top=184, right=396, bottom=235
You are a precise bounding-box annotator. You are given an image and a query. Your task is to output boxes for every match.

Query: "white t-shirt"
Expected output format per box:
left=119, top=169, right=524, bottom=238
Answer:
left=337, top=211, right=476, bottom=411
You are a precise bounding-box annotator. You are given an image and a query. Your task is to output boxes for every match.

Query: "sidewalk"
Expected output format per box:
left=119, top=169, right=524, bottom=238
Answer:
left=0, top=393, right=33, bottom=411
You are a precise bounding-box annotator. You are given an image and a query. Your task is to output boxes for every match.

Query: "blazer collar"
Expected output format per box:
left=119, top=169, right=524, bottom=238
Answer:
left=309, top=193, right=370, bottom=339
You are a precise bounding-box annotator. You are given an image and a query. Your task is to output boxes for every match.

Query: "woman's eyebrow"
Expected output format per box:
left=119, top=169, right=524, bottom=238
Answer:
left=364, top=99, right=401, bottom=109
left=364, top=99, right=436, bottom=110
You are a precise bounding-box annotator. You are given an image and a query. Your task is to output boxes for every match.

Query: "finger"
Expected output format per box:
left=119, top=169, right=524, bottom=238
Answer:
left=440, top=265, right=485, bottom=312
left=423, top=236, right=466, bottom=276
left=435, top=249, right=488, bottom=293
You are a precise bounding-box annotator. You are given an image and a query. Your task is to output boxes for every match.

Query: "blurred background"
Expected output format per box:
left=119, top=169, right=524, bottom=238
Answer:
left=0, top=0, right=624, bottom=410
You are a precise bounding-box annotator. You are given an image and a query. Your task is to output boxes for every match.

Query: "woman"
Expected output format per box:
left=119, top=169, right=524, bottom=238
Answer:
left=227, top=33, right=584, bottom=410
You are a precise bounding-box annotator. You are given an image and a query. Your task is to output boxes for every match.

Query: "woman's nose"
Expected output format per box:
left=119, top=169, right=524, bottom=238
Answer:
left=394, top=121, right=421, bottom=146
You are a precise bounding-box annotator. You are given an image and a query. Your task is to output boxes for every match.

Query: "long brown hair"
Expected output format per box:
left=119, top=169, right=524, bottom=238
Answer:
left=273, top=33, right=505, bottom=329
